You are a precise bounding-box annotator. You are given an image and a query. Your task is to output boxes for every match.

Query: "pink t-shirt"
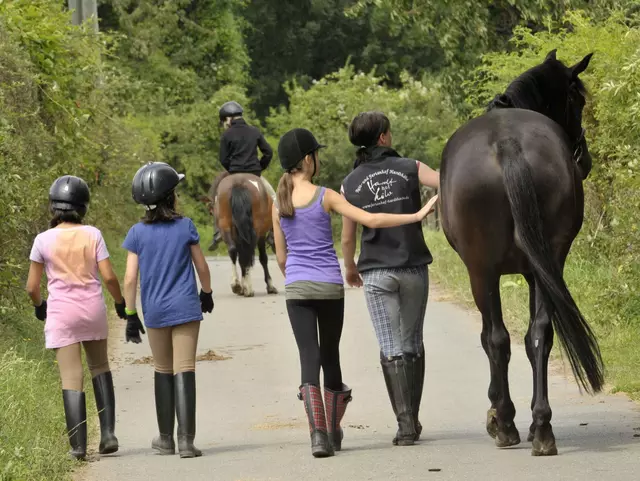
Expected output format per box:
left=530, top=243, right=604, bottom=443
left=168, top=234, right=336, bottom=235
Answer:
left=29, top=225, right=109, bottom=349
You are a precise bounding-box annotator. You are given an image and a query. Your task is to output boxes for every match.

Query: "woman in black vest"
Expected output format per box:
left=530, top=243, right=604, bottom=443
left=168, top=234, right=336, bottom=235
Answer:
left=340, top=111, right=439, bottom=446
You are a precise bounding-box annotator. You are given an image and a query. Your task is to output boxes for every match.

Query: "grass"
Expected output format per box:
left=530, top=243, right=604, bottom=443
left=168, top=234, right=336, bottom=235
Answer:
left=424, top=229, right=640, bottom=401
left=0, top=312, right=100, bottom=481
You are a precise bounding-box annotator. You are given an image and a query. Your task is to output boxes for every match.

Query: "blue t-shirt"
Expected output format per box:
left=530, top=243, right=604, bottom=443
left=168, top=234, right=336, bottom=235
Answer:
left=122, top=217, right=203, bottom=328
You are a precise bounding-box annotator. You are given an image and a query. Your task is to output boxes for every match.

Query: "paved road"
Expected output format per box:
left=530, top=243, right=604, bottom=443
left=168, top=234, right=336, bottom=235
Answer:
left=83, top=257, right=640, bottom=481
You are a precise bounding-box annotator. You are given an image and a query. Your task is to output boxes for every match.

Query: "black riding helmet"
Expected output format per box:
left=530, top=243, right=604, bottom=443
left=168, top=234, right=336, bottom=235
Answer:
left=278, top=128, right=326, bottom=172
left=49, top=175, right=90, bottom=213
left=219, top=101, right=244, bottom=121
left=132, top=162, right=185, bottom=208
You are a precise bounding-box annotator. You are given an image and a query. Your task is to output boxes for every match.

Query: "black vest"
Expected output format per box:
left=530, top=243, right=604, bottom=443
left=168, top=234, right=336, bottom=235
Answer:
left=341, top=147, right=433, bottom=273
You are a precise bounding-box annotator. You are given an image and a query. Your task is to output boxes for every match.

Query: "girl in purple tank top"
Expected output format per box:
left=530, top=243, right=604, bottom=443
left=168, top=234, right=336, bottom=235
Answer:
left=272, top=128, right=437, bottom=458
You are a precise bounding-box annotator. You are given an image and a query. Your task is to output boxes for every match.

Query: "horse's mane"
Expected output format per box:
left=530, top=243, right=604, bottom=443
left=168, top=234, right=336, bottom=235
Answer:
left=486, top=60, right=586, bottom=118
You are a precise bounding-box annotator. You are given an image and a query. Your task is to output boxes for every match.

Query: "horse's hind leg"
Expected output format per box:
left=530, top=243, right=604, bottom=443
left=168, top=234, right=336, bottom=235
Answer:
left=523, top=273, right=538, bottom=443
left=529, top=280, right=557, bottom=456
left=240, top=262, right=254, bottom=298
left=470, top=270, right=520, bottom=448
left=258, top=238, right=278, bottom=295
left=229, top=244, right=242, bottom=296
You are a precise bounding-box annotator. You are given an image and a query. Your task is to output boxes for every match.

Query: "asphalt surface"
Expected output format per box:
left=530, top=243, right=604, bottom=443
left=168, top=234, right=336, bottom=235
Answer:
left=82, top=257, right=640, bottom=481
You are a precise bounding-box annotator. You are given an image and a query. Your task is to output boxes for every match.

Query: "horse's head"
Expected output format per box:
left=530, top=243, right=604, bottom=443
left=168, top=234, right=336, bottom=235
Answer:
left=489, top=49, right=594, bottom=179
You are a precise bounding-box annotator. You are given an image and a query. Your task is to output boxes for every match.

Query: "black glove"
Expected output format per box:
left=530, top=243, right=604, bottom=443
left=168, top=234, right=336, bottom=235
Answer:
left=114, top=300, right=127, bottom=320
left=199, top=289, right=214, bottom=313
left=125, top=313, right=145, bottom=344
left=34, top=300, right=47, bottom=321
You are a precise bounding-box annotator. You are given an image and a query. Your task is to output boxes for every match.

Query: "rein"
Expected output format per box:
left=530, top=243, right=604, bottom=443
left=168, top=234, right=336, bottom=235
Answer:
left=572, top=128, right=586, bottom=164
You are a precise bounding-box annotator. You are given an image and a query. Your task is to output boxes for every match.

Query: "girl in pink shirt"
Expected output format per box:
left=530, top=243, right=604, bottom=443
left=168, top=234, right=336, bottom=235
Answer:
left=26, top=175, right=127, bottom=461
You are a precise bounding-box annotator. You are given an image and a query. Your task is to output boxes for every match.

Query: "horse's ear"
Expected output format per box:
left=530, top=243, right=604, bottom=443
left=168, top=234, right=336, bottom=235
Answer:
left=545, top=49, right=557, bottom=62
left=570, top=53, right=594, bottom=79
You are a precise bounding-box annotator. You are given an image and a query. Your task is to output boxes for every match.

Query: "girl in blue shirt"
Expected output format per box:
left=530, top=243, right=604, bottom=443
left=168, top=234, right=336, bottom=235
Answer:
left=122, top=162, right=214, bottom=458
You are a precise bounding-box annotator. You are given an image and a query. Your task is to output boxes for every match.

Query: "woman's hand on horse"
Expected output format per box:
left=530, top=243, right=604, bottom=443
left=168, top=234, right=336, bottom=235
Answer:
left=416, top=194, right=439, bottom=222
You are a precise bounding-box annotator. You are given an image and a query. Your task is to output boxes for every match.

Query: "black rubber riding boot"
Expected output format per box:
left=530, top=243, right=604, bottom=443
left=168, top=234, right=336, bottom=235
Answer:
left=208, top=227, right=222, bottom=252
left=151, top=372, right=176, bottom=455
left=298, top=384, right=334, bottom=458
left=324, top=384, right=352, bottom=451
left=62, top=390, right=87, bottom=461
left=413, top=349, right=425, bottom=441
left=381, top=356, right=417, bottom=446
left=175, top=372, right=202, bottom=458
left=92, top=371, right=119, bottom=454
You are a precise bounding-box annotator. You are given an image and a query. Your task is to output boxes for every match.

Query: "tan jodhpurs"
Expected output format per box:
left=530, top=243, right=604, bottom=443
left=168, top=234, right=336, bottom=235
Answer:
left=146, top=321, right=201, bottom=374
left=56, top=340, right=110, bottom=391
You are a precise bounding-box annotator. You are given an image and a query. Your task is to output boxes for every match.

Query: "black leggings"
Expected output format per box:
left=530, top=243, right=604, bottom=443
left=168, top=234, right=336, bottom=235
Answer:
left=286, top=298, right=344, bottom=391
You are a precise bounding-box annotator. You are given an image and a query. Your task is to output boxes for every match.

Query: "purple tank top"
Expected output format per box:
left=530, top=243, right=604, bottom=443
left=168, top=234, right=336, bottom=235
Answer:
left=279, top=187, right=343, bottom=286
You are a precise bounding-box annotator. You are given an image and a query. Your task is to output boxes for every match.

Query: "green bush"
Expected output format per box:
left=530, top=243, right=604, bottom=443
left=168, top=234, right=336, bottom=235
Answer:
left=0, top=2, right=154, bottom=479
left=260, top=65, right=457, bottom=235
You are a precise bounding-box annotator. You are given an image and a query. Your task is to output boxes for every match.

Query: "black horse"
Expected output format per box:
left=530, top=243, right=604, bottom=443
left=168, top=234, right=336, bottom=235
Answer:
left=439, top=49, right=604, bottom=456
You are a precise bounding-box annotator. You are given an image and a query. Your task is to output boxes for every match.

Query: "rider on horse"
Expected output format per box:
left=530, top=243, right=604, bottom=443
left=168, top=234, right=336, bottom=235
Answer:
left=209, top=100, right=277, bottom=251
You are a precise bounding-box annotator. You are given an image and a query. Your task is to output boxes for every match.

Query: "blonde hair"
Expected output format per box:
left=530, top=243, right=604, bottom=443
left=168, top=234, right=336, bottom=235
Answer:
left=276, top=172, right=295, bottom=218
left=276, top=152, right=317, bottom=218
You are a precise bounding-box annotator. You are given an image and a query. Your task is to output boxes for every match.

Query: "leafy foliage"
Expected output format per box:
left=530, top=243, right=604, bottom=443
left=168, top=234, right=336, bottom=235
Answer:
left=265, top=65, right=458, bottom=191
left=0, top=1, right=157, bottom=479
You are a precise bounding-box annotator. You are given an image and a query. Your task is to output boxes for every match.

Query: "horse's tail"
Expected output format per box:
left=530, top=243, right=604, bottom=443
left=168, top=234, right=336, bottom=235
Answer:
left=230, top=184, right=257, bottom=269
left=497, top=137, right=604, bottom=394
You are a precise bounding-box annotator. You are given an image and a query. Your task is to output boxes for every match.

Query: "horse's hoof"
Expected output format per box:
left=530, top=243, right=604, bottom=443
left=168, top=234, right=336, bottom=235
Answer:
left=495, top=423, right=521, bottom=448
left=486, top=408, right=498, bottom=439
left=531, top=441, right=558, bottom=456
left=531, top=425, right=557, bottom=456
left=231, top=283, right=243, bottom=295
left=243, top=291, right=254, bottom=298
left=267, top=286, right=278, bottom=295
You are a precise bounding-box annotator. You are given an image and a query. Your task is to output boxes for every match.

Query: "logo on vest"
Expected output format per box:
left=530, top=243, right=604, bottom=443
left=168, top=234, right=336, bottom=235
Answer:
left=354, top=169, right=410, bottom=209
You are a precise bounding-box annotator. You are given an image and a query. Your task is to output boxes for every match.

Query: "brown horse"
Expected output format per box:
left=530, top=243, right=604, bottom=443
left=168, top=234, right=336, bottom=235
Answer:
left=439, top=50, right=603, bottom=456
left=205, top=173, right=278, bottom=297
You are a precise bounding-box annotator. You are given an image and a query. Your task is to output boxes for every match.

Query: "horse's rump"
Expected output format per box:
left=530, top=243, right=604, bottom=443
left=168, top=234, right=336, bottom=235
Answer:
left=441, top=108, right=581, bottom=269
left=215, top=173, right=273, bottom=238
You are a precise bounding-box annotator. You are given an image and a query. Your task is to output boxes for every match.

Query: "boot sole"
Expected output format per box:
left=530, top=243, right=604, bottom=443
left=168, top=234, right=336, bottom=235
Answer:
left=152, top=446, right=176, bottom=455
left=393, top=437, right=416, bottom=446
left=99, top=437, right=119, bottom=455
left=69, top=452, right=87, bottom=461
left=312, top=449, right=333, bottom=458
left=179, top=450, right=202, bottom=458
left=99, top=445, right=119, bottom=455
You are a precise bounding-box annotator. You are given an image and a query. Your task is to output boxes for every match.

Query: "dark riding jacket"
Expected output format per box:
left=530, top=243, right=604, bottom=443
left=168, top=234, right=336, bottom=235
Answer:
left=219, top=119, right=273, bottom=176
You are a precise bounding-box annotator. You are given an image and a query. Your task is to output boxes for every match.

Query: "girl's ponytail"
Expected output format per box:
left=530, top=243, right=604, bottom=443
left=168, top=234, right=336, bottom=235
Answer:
left=353, top=146, right=372, bottom=169
left=276, top=172, right=295, bottom=218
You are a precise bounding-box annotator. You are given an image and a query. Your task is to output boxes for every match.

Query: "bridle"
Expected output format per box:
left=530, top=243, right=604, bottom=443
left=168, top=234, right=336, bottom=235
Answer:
left=565, top=89, right=587, bottom=165
left=572, top=127, right=586, bottom=164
